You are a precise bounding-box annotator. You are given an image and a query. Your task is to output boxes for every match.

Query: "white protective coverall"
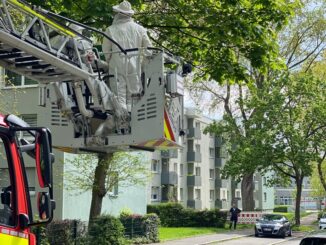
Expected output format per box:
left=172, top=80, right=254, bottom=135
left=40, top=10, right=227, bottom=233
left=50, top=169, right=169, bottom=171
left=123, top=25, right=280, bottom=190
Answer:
left=102, top=12, right=152, bottom=110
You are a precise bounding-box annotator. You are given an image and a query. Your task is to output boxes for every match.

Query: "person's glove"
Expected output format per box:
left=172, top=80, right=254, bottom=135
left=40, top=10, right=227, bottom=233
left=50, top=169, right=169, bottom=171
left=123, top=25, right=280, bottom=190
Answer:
left=86, top=50, right=97, bottom=63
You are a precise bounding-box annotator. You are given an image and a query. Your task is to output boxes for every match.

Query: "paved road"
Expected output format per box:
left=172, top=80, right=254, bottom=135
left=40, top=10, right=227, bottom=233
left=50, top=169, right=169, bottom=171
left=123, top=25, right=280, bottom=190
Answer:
left=153, top=213, right=318, bottom=245
left=217, top=233, right=305, bottom=245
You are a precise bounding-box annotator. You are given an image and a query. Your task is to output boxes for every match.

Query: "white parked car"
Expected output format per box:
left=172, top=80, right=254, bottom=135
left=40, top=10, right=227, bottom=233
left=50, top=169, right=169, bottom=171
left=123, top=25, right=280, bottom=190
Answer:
left=319, top=214, right=326, bottom=230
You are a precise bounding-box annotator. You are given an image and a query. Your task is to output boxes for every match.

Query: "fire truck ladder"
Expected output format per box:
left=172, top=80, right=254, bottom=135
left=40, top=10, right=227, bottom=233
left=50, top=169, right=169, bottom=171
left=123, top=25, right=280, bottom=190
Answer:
left=0, top=0, right=185, bottom=153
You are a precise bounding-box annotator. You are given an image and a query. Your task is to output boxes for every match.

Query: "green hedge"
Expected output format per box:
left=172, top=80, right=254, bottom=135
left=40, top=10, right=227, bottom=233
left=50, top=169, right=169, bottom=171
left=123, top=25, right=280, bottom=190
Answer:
left=119, top=213, right=160, bottom=244
left=88, top=215, right=126, bottom=245
left=147, top=203, right=227, bottom=227
left=273, top=205, right=290, bottom=213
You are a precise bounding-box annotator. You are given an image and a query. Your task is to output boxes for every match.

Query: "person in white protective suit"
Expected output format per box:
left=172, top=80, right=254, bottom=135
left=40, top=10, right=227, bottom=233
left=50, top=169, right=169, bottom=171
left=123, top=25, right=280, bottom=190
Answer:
left=102, top=0, right=152, bottom=111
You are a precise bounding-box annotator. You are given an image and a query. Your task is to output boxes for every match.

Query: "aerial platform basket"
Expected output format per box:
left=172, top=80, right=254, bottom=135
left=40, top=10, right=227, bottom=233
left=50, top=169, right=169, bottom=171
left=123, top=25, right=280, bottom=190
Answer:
left=0, top=0, right=186, bottom=153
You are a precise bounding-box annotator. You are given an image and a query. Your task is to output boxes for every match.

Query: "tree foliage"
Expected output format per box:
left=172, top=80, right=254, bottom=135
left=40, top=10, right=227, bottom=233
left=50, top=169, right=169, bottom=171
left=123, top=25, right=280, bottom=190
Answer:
left=26, top=0, right=297, bottom=82
left=64, top=152, right=150, bottom=195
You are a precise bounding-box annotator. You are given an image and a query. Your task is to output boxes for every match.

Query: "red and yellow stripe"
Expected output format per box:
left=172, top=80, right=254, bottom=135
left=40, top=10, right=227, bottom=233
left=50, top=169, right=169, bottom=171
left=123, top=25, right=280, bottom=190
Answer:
left=164, top=109, right=175, bottom=142
left=135, top=109, right=179, bottom=149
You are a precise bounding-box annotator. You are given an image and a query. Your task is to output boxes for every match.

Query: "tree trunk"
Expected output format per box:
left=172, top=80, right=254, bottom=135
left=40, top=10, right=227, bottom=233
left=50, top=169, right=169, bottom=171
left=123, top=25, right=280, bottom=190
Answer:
left=241, top=172, right=255, bottom=211
left=89, top=153, right=113, bottom=224
left=295, top=177, right=303, bottom=225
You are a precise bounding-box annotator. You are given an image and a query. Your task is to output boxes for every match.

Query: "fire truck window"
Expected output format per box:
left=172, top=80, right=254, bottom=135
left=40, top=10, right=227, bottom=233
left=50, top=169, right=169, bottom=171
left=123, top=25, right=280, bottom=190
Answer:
left=0, top=137, right=14, bottom=226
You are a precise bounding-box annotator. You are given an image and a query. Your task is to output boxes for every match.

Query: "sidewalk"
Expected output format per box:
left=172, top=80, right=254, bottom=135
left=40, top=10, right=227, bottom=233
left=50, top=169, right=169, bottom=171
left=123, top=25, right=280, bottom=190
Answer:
left=150, top=229, right=253, bottom=245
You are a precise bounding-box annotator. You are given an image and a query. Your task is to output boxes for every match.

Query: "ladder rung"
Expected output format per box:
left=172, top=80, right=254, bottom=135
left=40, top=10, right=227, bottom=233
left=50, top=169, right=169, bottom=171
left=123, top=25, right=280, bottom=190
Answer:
left=16, top=61, right=40, bottom=67
left=32, top=64, right=51, bottom=69
left=0, top=52, right=24, bottom=59
left=15, top=56, right=39, bottom=62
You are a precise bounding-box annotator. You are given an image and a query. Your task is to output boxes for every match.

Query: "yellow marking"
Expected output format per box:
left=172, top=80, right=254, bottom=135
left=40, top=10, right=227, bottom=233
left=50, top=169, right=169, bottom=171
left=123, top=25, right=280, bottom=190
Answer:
left=53, top=146, right=75, bottom=153
left=0, top=233, right=28, bottom=245
left=8, top=0, right=76, bottom=37
left=164, top=120, right=172, bottom=140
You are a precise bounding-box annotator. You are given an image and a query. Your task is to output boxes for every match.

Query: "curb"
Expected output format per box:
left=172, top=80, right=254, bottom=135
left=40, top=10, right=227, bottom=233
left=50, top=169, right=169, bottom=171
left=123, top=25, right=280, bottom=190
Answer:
left=198, top=234, right=253, bottom=245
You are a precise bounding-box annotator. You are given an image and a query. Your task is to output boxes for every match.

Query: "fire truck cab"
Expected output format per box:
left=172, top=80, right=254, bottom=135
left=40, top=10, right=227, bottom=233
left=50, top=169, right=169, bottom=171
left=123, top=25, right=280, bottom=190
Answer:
left=0, top=114, right=55, bottom=245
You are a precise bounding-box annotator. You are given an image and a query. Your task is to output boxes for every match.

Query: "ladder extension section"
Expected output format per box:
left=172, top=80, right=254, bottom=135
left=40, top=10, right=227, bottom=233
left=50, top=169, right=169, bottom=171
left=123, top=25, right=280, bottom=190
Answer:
left=0, top=0, right=185, bottom=152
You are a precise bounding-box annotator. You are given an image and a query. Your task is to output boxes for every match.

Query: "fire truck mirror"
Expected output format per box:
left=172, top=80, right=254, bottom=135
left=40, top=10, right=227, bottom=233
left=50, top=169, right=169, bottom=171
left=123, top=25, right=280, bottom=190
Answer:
left=35, top=129, right=53, bottom=188
left=37, top=192, right=51, bottom=221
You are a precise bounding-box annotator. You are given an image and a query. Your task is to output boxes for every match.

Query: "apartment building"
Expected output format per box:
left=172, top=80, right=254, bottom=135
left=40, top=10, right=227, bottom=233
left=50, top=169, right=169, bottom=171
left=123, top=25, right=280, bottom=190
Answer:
left=148, top=108, right=275, bottom=211
left=149, top=108, right=235, bottom=210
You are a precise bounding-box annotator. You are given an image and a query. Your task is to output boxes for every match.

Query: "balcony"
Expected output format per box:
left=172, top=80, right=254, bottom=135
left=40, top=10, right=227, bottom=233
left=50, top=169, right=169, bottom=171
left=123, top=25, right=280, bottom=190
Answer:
left=161, top=149, right=178, bottom=159
left=187, top=151, right=202, bottom=162
left=215, top=158, right=224, bottom=167
left=187, top=175, right=202, bottom=186
left=215, top=179, right=222, bottom=188
left=161, top=171, right=178, bottom=185
left=187, top=127, right=201, bottom=139
left=215, top=137, right=223, bottom=147
left=209, top=179, right=215, bottom=189
left=187, top=199, right=202, bottom=209
left=215, top=199, right=222, bottom=209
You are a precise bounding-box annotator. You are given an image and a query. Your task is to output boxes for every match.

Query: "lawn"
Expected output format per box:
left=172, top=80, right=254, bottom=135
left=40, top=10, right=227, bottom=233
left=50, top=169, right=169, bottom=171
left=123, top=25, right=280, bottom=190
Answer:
left=159, top=224, right=253, bottom=241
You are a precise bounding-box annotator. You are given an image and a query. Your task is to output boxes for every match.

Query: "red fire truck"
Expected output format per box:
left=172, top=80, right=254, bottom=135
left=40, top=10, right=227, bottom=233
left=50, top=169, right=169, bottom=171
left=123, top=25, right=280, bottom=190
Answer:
left=0, top=114, right=55, bottom=244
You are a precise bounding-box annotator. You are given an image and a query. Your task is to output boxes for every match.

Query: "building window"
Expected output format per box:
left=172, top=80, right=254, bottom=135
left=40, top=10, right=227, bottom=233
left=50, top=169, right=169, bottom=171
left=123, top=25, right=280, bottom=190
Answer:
left=215, top=147, right=221, bottom=158
left=195, top=189, right=201, bottom=200
left=209, top=169, right=214, bottom=179
left=264, top=192, right=267, bottom=202
left=174, top=162, right=178, bottom=172
left=220, top=188, right=227, bottom=201
left=180, top=164, right=184, bottom=176
left=263, top=177, right=267, bottom=185
left=209, top=148, right=214, bottom=158
left=195, top=122, right=200, bottom=129
left=108, top=172, right=119, bottom=196
left=235, top=189, right=241, bottom=199
left=4, top=69, right=37, bottom=87
left=195, top=167, right=201, bottom=176
left=210, top=190, right=214, bottom=201
left=151, top=187, right=160, bottom=201
left=179, top=188, right=183, bottom=201
left=151, top=160, right=159, bottom=173
left=195, top=144, right=200, bottom=153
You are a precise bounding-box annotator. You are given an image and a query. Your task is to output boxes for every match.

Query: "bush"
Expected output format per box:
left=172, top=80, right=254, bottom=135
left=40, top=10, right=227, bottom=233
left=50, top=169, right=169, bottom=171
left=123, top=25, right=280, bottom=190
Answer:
left=143, top=213, right=160, bottom=243
left=88, top=215, right=126, bottom=245
left=147, top=203, right=227, bottom=228
left=119, top=213, right=160, bottom=243
left=273, top=205, right=290, bottom=213
left=148, top=203, right=184, bottom=226
left=46, top=219, right=86, bottom=245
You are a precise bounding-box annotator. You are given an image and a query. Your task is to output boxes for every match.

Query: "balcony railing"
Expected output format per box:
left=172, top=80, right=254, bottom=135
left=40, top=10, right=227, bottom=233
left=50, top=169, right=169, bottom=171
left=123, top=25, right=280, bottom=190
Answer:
left=215, top=157, right=223, bottom=167
left=187, top=175, right=202, bottom=186
left=161, top=171, right=178, bottom=185
left=215, top=199, right=222, bottom=209
left=215, top=179, right=222, bottom=188
left=187, top=199, right=202, bottom=209
left=161, top=149, right=178, bottom=159
left=215, top=136, right=223, bottom=147
left=187, top=127, right=201, bottom=139
left=187, top=151, right=202, bottom=162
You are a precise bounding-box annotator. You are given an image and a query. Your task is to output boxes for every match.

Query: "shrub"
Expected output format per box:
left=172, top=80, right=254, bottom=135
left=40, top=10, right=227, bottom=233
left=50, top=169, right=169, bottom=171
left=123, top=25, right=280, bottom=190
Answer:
left=119, top=213, right=160, bottom=243
left=46, top=219, right=86, bottom=245
left=273, top=205, right=289, bottom=213
left=142, top=213, right=160, bottom=243
left=31, top=226, right=49, bottom=245
left=147, top=203, right=184, bottom=226
left=88, top=215, right=126, bottom=245
left=147, top=203, right=227, bottom=228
